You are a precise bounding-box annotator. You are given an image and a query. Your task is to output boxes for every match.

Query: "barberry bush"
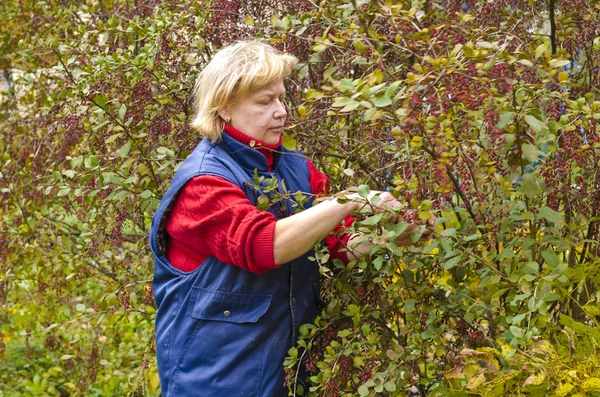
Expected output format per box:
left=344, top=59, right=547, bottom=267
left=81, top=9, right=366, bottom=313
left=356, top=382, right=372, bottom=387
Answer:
left=1, top=0, right=599, bottom=395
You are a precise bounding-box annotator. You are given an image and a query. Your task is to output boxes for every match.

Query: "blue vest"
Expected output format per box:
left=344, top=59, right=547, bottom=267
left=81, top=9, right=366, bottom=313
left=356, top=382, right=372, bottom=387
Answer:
left=150, top=134, right=323, bottom=397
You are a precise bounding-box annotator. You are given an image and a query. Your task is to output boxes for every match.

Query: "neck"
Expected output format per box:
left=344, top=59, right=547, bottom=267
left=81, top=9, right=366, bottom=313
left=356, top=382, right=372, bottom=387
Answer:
left=223, top=124, right=282, bottom=149
left=223, top=124, right=281, bottom=172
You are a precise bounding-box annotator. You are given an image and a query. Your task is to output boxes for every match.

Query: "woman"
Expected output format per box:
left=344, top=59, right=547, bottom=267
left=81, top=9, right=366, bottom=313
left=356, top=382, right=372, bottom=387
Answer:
left=149, top=41, right=426, bottom=396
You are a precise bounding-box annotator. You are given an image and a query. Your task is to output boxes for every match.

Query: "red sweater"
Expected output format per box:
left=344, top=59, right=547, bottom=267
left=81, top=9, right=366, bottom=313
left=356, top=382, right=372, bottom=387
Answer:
left=165, top=125, right=354, bottom=273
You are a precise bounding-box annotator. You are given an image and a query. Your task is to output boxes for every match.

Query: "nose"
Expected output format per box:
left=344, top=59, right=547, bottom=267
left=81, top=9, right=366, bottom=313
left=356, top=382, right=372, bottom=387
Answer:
left=274, top=98, right=287, bottom=120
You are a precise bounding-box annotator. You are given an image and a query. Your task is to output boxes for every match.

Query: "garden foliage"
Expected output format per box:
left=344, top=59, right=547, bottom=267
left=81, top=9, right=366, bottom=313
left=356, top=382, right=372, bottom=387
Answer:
left=1, top=0, right=599, bottom=395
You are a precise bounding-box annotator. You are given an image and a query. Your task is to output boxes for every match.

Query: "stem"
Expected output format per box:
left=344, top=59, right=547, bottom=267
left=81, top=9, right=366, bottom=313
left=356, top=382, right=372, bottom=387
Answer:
left=548, top=0, right=557, bottom=55
left=452, top=242, right=518, bottom=289
left=579, top=211, right=597, bottom=265
left=414, top=139, right=477, bottom=221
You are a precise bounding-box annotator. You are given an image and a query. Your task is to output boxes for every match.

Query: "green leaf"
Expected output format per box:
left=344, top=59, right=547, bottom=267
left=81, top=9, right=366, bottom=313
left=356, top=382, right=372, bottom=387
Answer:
left=361, top=213, right=383, bottom=226
left=93, top=95, right=109, bottom=108
left=392, top=222, right=410, bottom=236
left=353, top=356, right=364, bottom=367
left=497, top=111, right=513, bottom=129
left=337, top=329, right=352, bottom=338
left=371, top=96, right=392, bottom=107
left=522, top=262, right=539, bottom=274
left=384, top=382, right=397, bottom=392
left=118, top=141, right=131, bottom=157
left=522, top=143, right=544, bottom=163
left=332, top=96, right=356, bottom=108
left=357, top=184, right=370, bottom=199
left=385, top=81, right=401, bottom=98
left=57, top=187, right=71, bottom=197
left=347, top=304, right=360, bottom=315
left=362, top=107, right=380, bottom=121
left=404, top=299, right=416, bottom=313
left=549, top=59, right=570, bottom=68
left=444, top=254, right=462, bottom=269
left=536, top=206, right=564, bottom=225
left=541, top=249, right=559, bottom=268
left=423, top=240, right=439, bottom=254
left=372, top=255, right=384, bottom=270
left=358, top=385, right=369, bottom=396
left=299, top=324, right=308, bottom=336
left=84, top=155, right=99, bottom=168
left=524, top=115, right=545, bottom=133
left=463, top=233, right=481, bottom=242
left=341, top=101, right=360, bottom=112
left=535, top=42, right=548, bottom=59
left=441, top=228, right=457, bottom=238
left=118, top=103, right=126, bottom=121
left=510, top=325, right=523, bottom=338
left=521, top=173, right=541, bottom=199
left=352, top=39, right=367, bottom=53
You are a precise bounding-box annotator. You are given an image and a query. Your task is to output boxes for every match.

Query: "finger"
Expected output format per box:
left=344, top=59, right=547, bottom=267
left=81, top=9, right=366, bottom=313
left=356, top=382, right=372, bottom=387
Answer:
left=421, top=231, right=432, bottom=240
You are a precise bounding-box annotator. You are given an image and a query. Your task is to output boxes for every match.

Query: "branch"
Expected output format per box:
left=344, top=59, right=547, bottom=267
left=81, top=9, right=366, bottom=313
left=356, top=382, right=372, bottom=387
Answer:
left=548, top=0, right=557, bottom=55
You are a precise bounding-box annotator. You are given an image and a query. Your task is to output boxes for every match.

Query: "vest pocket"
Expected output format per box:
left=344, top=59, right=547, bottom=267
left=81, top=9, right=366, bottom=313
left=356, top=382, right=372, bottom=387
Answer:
left=186, top=287, right=272, bottom=323
left=171, top=287, right=273, bottom=397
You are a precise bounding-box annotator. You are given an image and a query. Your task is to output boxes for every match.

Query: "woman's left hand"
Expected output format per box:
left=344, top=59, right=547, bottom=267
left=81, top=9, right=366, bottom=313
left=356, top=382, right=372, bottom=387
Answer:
left=393, top=209, right=436, bottom=246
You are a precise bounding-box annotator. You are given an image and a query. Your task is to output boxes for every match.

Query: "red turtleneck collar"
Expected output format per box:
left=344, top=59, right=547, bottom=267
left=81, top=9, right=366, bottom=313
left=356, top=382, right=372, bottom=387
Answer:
left=223, top=124, right=282, bottom=171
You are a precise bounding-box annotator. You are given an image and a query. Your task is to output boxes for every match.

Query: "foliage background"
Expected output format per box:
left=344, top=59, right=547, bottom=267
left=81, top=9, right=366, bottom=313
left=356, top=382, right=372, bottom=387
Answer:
left=1, top=0, right=599, bottom=395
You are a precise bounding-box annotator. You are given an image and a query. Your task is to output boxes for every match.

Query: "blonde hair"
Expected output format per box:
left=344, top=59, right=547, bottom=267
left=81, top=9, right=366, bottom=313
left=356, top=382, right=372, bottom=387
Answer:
left=190, top=41, right=298, bottom=141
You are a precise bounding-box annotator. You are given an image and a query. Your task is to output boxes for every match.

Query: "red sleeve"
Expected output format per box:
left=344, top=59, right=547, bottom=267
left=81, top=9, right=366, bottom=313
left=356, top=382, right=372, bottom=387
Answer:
left=165, top=175, right=278, bottom=274
left=307, top=160, right=355, bottom=263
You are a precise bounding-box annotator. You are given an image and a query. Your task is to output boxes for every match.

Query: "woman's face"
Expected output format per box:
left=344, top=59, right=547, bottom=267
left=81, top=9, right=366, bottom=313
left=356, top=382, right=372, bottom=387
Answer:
left=220, top=79, right=287, bottom=145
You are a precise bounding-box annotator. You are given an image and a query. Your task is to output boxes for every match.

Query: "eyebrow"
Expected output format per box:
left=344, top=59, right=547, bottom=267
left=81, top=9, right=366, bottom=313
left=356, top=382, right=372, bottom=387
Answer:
left=256, top=91, right=287, bottom=99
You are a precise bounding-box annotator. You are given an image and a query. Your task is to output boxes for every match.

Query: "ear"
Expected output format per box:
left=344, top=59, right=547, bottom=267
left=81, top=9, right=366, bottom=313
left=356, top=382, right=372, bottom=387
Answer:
left=217, top=108, right=231, bottom=122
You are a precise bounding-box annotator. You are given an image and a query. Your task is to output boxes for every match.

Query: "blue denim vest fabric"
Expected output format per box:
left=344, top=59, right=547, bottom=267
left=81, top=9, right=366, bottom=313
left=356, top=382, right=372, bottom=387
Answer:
left=150, top=134, right=323, bottom=396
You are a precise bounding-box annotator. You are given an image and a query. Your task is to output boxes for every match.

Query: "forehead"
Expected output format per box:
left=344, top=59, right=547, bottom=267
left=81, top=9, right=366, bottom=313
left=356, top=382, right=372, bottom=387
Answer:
left=253, top=80, right=286, bottom=96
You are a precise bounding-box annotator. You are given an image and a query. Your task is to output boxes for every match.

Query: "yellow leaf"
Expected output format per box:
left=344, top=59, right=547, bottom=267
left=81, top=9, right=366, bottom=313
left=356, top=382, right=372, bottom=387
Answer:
left=558, top=71, right=569, bottom=83
left=581, top=377, right=600, bottom=392
left=418, top=211, right=432, bottom=220
left=297, top=105, right=307, bottom=117
left=149, top=369, right=160, bottom=391
left=555, top=383, right=575, bottom=397
left=466, top=371, right=486, bottom=389
left=282, top=135, right=297, bottom=150
left=352, top=39, right=366, bottom=53
left=244, top=15, right=254, bottom=26
left=442, top=366, right=463, bottom=379
left=523, top=372, right=546, bottom=386
left=463, top=364, right=482, bottom=379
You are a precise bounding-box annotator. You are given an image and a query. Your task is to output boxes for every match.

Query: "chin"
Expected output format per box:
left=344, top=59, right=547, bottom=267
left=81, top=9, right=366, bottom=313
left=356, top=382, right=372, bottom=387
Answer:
left=265, top=131, right=282, bottom=144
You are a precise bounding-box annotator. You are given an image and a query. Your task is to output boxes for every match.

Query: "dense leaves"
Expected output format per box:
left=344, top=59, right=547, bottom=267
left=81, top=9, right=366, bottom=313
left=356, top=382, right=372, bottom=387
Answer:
left=1, top=0, right=599, bottom=395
